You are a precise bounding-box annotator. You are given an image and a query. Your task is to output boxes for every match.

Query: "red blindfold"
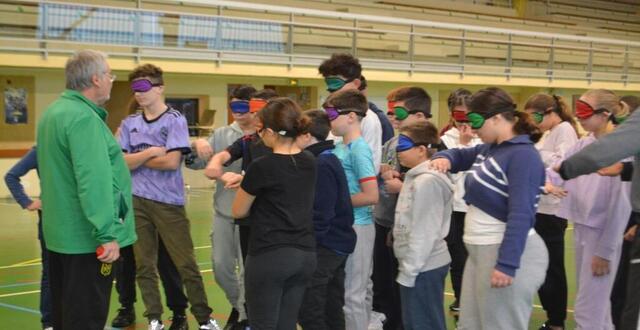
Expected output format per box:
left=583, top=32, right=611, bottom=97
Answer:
left=387, top=101, right=395, bottom=115
left=575, top=99, right=608, bottom=119
left=452, top=110, right=469, bottom=122
left=249, top=98, right=267, bottom=113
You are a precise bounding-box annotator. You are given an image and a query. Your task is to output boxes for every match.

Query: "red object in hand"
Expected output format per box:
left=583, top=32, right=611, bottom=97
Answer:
left=96, top=246, right=104, bottom=257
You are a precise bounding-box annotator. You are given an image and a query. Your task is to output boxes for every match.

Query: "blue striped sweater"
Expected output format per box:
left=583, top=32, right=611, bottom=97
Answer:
left=433, top=135, right=545, bottom=276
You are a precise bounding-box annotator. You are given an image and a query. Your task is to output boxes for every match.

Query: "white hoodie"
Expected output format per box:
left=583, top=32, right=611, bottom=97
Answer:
left=393, top=160, right=454, bottom=287
left=440, top=127, right=482, bottom=213
left=535, top=121, right=578, bottom=215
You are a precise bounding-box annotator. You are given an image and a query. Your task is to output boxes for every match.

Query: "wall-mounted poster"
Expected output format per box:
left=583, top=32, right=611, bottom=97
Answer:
left=5, top=87, right=28, bottom=124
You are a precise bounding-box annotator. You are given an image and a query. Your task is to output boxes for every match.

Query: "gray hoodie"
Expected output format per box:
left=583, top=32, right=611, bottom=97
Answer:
left=186, top=122, right=243, bottom=219
left=374, top=135, right=400, bottom=228
left=393, top=160, right=454, bottom=287
left=559, top=109, right=640, bottom=214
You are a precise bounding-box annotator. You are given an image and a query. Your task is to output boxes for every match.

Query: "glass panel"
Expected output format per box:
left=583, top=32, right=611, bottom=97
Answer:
left=177, top=15, right=285, bottom=53
left=292, top=25, right=352, bottom=57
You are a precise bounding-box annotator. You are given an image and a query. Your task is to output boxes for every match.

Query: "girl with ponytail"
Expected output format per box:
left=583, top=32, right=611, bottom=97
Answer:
left=430, top=87, right=548, bottom=329
left=440, top=88, right=482, bottom=312
left=524, top=93, right=579, bottom=330
left=232, top=97, right=317, bottom=329
left=546, top=89, right=632, bottom=330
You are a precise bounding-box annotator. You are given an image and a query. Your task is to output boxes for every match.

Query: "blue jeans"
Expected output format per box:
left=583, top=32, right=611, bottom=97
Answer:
left=399, top=264, right=449, bottom=330
left=38, top=213, right=52, bottom=328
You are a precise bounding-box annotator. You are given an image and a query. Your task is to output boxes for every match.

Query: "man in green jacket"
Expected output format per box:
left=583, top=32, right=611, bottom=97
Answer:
left=36, top=50, right=137, bottom=330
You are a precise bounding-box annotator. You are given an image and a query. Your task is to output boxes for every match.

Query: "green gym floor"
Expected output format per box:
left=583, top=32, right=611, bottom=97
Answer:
left=0, top=188, right=577, bottom=329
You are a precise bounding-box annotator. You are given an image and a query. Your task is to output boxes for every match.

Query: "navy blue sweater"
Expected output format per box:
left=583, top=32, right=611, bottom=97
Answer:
left=433, top=135, right=545, bottom=276
left=306, top=140, right=357, bottom=254
left=369, top=101, right=395, bottom=145
left=4, top=147, right=38, bottom=209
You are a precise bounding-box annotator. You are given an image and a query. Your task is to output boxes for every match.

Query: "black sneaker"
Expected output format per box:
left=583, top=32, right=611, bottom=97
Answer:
left=233, top=320, right=250, bottom=330
left=449, top=300, right=460, bottom=312
left=223, top=309, right=239, bottom=330
left=169, top=314, right=189, bottom=330
left=539, top=321, right=563, bottom=330
left=111, top=307, right=136, bottom=328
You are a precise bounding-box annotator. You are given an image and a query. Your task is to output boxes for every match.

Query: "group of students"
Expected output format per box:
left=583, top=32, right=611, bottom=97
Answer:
left=4, top=49, right=640, bottom=330
left=184, top=53, right=640, bottom=330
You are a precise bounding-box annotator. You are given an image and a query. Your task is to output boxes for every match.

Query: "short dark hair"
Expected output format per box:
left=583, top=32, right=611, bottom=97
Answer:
left=399, top=121, right=440, bottom=157
left=324, top=89, right=368, bottom=117
left=400, top=121, right=439, bottom=144
left=395, top=87, right=431, bottom=116
left=304, top=109, right=331, bottom=141
left=231, top=85, right=256, bottom=101
left=252, top=88, right=278, bottom=100
left=129, top=63, right=163, bottom=84
left=318, top=53, right=362, bottom=80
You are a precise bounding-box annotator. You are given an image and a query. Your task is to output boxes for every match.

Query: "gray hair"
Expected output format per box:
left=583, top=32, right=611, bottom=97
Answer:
left=65, top=50, right=108, bottom=91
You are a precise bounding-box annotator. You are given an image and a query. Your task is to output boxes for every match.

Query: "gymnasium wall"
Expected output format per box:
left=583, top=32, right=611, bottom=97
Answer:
left=0, top=64, right=638, bottom=199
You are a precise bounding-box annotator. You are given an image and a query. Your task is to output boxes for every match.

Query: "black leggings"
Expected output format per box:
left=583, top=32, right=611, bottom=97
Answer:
left=535, top=213, right=568, bottom=327
left=245, top=247, right=316, bottom=330
left=445, top=211, right=467, bottom=302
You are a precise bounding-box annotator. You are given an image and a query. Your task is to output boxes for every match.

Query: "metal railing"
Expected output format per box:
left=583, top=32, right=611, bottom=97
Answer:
left=0, top=0, right=638, bottom=84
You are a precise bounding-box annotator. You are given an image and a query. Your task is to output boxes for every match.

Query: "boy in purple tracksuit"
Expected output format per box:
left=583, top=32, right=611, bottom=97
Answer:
left=119, top=64, right=220, bottom=330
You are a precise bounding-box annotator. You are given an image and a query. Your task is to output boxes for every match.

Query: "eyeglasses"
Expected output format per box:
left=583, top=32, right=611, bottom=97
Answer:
left=324, top=76, right=355, bottom=92
left=323, top=106, right=364, bottom=121
left=396, top=134, right=432, bottom=152
left=105, top=72, right=117, bottom=83
left=393, top=106, right=432, bottom=121
left=575, top=99, right=608, bottom=120
left=130, top=78, right=163, bottom=93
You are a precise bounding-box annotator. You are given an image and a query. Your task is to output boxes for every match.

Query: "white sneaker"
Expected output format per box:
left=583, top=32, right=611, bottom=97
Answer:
left=43, top=327, right=53, bottom=330
left=368, top=311, right=386, bottom=330
left=199, top=318, right=222, bottom=330
left=149, top=319, right=165, bottom=330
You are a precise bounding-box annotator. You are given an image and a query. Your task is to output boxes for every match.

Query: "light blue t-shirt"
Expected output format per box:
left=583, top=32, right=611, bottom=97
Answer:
left=332, top=136, right=376, bottom=225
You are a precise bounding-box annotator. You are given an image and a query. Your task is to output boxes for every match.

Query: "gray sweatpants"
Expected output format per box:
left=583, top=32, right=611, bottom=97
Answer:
left=211, top=213, right=245, bottom=319
left=458, top=232, right=548, bottom=330
left=344, top=223, right=375, bottom=330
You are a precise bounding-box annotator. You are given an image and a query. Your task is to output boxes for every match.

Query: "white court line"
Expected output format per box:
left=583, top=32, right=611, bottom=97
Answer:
left=0, top=245, right=213, bottom=270
left=0, top=277, right=573, bottom=314
left=442, top=291, right=574, bottom=313
left=0, top=268, right=215, bottom=298
left=0, top=290, right=41, bottom=298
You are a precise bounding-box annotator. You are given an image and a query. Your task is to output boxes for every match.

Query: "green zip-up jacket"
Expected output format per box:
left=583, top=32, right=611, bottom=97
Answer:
left=36, top=90, right=137, bottom=254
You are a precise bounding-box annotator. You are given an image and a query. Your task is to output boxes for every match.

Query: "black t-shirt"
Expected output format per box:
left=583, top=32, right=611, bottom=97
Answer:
left=225, top=133, right=272, bottom=172
left=241, top=151, right=317, bottom=256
